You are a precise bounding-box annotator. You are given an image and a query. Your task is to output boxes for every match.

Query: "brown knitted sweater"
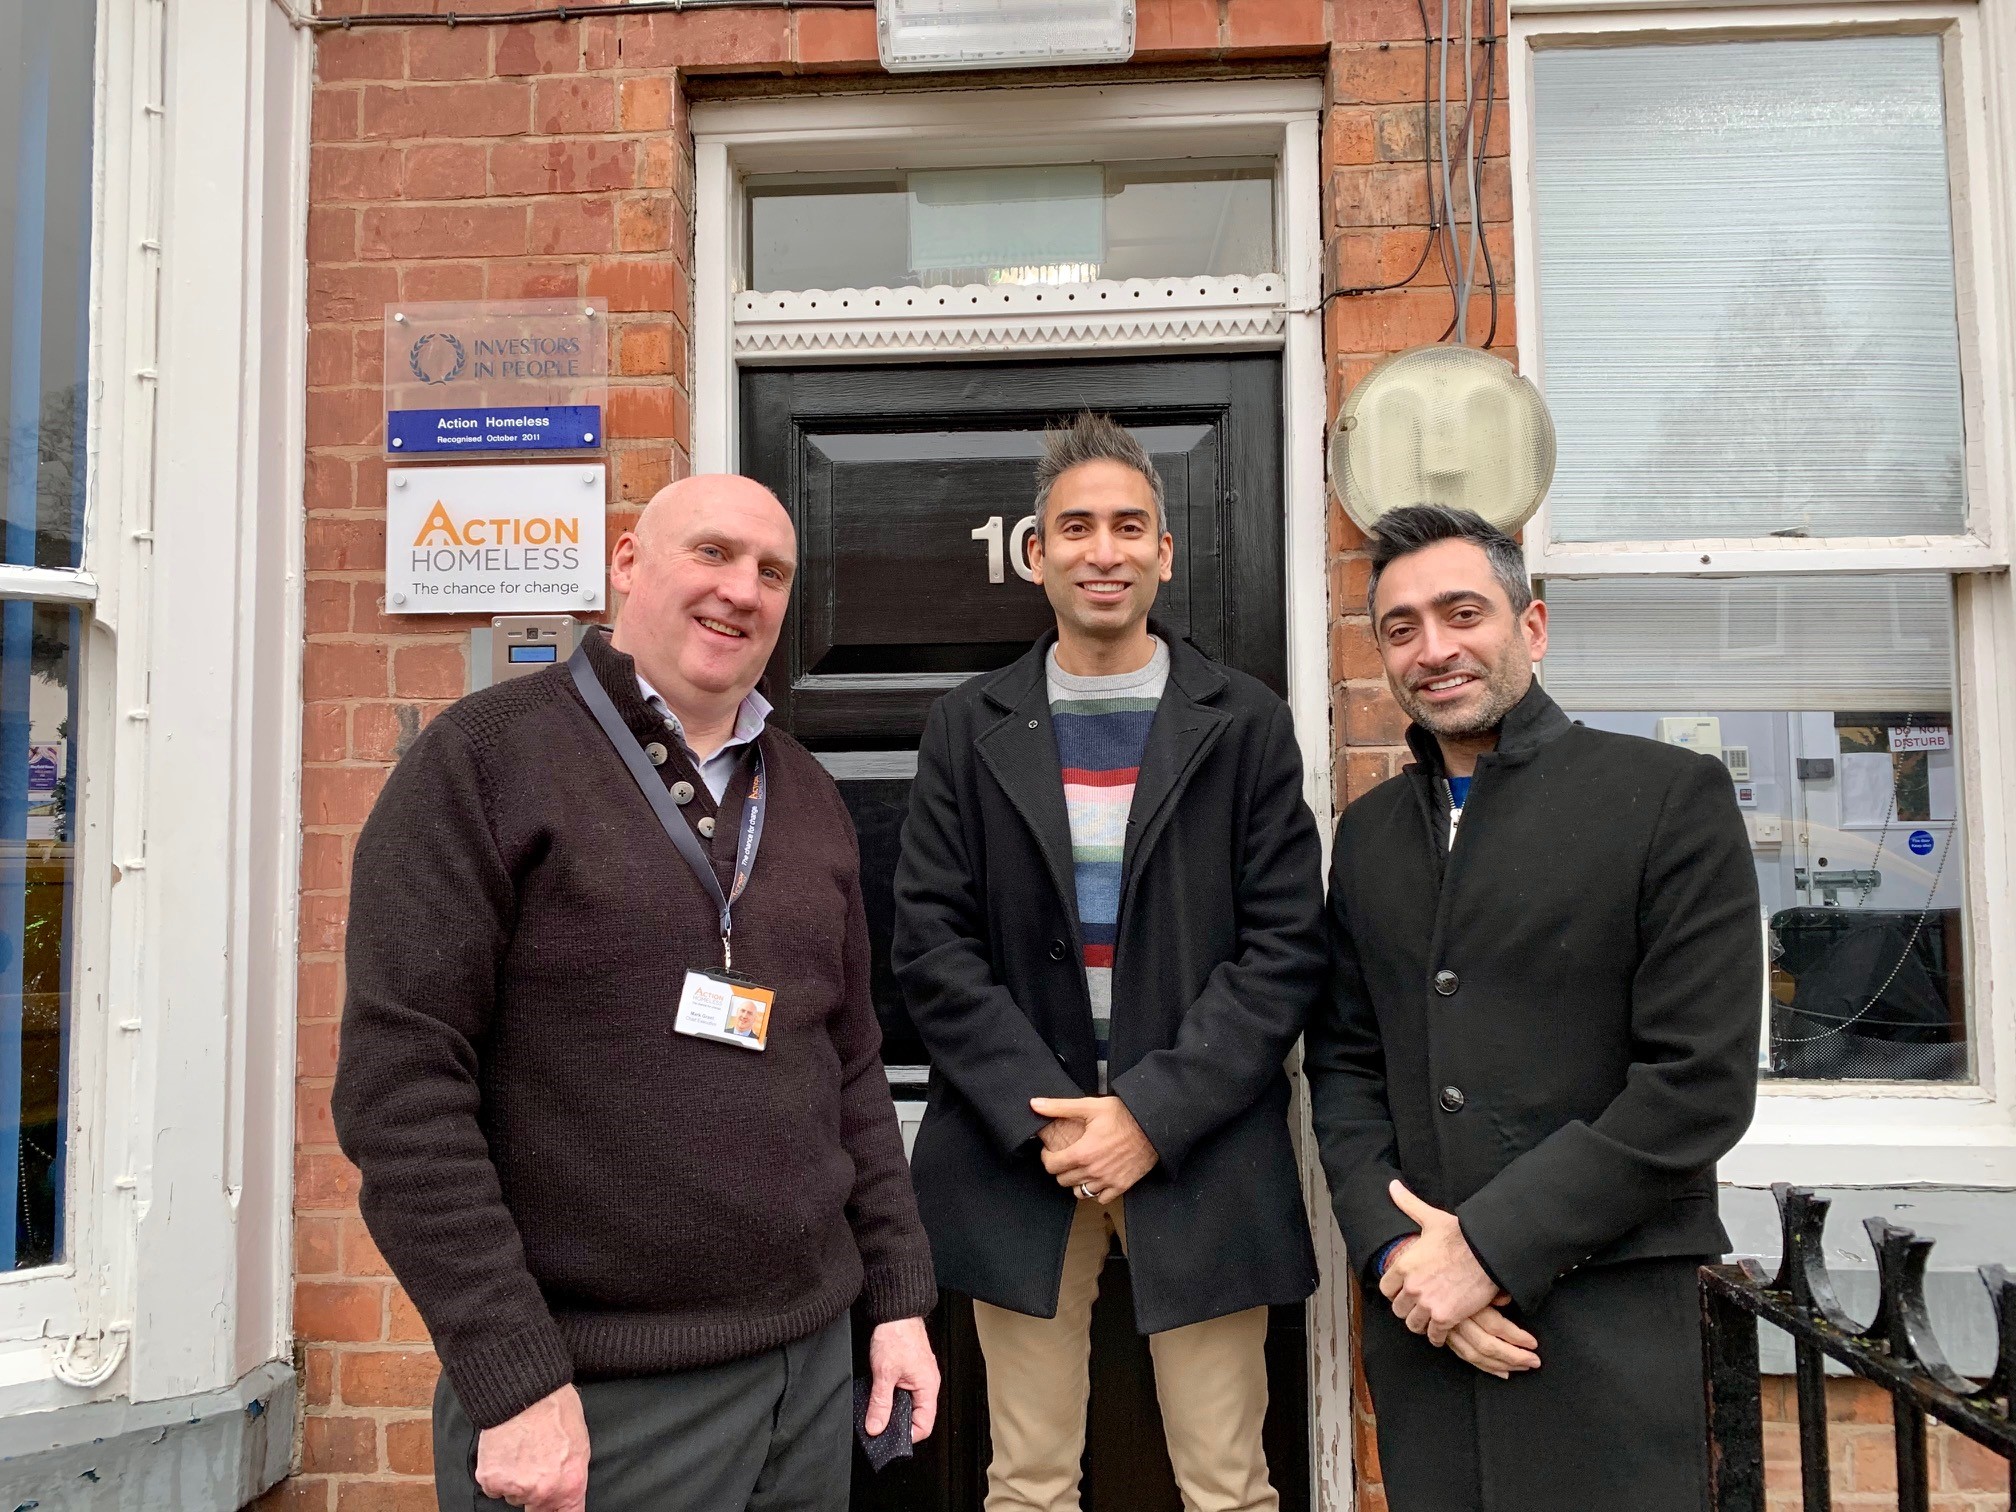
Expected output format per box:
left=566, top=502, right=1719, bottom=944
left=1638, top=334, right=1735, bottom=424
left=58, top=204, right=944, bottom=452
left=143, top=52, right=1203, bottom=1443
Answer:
left=333, top=629, right=936, bottom=1429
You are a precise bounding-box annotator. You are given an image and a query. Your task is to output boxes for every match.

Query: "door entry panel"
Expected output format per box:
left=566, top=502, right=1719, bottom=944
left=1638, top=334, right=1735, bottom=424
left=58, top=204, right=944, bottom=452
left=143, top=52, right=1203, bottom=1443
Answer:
left=744, top=356, right=1285, bottom=748
left=742, top=355, right=1304, bottom=1512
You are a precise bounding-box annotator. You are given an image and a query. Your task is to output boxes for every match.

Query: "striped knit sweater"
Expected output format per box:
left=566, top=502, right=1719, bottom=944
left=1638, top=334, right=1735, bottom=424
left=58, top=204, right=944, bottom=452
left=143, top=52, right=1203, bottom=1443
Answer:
left=1046, top=638, right=1170, bottom=1085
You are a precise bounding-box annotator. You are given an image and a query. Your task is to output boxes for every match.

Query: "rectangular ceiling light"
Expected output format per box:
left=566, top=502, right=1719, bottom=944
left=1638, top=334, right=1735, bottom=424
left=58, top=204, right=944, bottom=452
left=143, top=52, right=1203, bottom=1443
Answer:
left=877, top=0, right=1137, bottom=73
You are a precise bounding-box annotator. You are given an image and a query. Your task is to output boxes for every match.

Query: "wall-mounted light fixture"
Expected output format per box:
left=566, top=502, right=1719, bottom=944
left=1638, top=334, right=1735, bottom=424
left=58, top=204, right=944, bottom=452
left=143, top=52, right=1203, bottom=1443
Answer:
left=1332, top=345, right=1557, bottom=534
left=876, top=0, right=1136, bottom=73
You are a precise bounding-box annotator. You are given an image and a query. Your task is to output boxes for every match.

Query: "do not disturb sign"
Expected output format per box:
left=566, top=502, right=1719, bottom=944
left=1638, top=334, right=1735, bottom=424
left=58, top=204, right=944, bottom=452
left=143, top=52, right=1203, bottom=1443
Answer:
left=1889, top=726, right=1951, bottom=754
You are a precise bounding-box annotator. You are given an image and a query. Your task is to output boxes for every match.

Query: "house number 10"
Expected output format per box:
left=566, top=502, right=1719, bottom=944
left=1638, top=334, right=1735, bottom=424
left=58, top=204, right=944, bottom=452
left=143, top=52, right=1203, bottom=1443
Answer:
left=970, top=515, right=1039, bottom=584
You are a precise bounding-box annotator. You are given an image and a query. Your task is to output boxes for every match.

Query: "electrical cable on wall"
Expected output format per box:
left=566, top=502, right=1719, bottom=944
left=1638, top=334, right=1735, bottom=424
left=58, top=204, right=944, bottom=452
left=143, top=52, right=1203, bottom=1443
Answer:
left=1473, top=34, right=1500, bottom=349
left=1436, top=0, right=1498, bottom=346
left=1324, top=0, right=1504, bottom=353
left=1437, top=0, right=1460, bottom=332
left=1322, top=0, right=1442, bottom=305
left=1458, top=0, right=1483, bottom=339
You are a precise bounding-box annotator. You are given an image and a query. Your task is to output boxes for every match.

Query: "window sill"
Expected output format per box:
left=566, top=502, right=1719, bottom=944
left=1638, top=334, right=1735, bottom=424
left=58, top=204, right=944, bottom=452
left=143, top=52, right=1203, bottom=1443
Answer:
left=0, top=1357, right=293, bottom=1504
left=1727, top=1104, right=2016, bottom=1187
left=1532, top=534, right=2006, bottom=577
left=0, top=1334, right=100, bottom=1421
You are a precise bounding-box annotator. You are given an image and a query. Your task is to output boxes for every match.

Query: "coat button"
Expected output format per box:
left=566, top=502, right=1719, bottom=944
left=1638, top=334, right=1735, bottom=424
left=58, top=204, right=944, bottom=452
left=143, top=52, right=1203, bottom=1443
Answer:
left=1433, top=969, right=1459, bottom=996
left=697, top=817, right=716, bottom=839
left=1049, top=939, right=1068, bottom=961
left=1439, top=1086, right=1466, bottom=1113
left=644, top=741, right=670, bottom=766
left=670, top=781, right=695, bottom=806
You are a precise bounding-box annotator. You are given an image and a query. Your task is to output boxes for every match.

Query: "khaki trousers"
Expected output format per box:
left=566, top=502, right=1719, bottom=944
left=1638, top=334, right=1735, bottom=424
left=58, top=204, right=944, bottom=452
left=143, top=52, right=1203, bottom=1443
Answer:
left=972, top=1196, right=1276, bottom=1512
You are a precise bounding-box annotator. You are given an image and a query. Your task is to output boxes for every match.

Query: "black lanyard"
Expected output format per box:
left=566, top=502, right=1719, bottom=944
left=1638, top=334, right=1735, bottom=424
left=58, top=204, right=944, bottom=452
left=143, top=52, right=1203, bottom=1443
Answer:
left=569, top=644, right=767, bottom=970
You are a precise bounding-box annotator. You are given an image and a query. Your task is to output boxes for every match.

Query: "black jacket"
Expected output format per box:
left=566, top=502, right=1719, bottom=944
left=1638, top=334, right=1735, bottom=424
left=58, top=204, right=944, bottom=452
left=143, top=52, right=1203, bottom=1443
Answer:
left=892, top=630, right=1325, bottom=1332
left=1307, top=683, right=1761, bottom=1313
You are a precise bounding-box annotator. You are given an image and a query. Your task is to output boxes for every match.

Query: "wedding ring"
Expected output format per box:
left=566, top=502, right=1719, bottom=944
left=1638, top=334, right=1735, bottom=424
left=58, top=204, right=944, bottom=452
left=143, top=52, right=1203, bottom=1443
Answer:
left=1079, top=1183, right=1097, bottom=1200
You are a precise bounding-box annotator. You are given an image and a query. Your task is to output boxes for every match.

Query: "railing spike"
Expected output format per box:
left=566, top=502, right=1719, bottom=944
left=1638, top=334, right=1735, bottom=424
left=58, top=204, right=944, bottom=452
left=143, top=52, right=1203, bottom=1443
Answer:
left=1771, top=1183, right=1856, bottom=1331
left=1859, top=1217, right=1973, bottom=1396
left=1980, top=1264, right=2016, bottom=1413
left=1704, top=1212, right=2015, bottom=1499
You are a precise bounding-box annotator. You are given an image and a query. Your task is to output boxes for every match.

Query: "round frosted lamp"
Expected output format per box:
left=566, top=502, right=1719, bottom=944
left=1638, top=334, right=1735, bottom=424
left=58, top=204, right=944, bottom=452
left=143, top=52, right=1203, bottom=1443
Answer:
left=1332, top=344, right=1556, bottom=534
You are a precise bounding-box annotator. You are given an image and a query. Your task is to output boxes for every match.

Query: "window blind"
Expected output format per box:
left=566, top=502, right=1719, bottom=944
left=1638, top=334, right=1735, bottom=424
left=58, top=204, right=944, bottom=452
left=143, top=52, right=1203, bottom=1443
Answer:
left=1531, top=37, right=1967, bottom=542
left=1540, top=574, right=1954, bottom=710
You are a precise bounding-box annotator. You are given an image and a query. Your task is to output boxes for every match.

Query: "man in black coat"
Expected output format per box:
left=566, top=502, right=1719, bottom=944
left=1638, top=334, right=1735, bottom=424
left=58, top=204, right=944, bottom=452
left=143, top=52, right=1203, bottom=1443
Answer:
left=893, top=414, right=1326, bottom=1512
left=1307, top=505, right=1760, bottom=1511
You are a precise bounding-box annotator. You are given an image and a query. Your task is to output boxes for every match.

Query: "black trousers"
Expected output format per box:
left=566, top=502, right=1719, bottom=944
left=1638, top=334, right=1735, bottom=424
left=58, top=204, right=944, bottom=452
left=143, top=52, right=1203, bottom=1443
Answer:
left=1361, top=1257, right=1712, bottom=1512
left=433, top=1316, right=853, bottom=1512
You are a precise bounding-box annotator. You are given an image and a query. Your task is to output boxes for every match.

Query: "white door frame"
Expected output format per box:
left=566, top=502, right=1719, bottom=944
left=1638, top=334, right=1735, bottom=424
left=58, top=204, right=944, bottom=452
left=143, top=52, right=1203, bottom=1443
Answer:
left=690, top=76, right=1350, bottom=1510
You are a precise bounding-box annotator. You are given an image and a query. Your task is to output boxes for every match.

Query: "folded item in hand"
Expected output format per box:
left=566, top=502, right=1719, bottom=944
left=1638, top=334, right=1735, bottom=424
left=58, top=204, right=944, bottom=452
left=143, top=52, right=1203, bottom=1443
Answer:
left=852, top=1377, right=915, bottom=1472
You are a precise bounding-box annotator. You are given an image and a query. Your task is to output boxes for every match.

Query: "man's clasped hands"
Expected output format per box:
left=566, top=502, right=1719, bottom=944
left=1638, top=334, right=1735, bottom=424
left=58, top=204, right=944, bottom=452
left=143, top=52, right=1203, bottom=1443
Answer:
left=1016, top=1101, right=1541, bottom=1382
left=1379, top=1180, right=1541, bottom=1381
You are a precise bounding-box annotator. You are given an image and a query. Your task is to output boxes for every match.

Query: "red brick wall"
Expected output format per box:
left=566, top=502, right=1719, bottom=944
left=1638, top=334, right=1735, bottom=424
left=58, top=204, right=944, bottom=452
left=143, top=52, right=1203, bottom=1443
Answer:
left=278, top=5, right=1387, bottom=1508
left=286, top=8, right=713, bottom=1506
left=1324, top=0, right=1511, bottom=811
left=1760, top=1378, right=2010, bottom=1511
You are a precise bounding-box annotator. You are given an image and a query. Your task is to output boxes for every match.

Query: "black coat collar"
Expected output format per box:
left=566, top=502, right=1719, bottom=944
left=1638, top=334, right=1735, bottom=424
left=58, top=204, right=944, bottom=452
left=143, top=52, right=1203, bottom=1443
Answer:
left=1403, top=678, right=1575, bottom=779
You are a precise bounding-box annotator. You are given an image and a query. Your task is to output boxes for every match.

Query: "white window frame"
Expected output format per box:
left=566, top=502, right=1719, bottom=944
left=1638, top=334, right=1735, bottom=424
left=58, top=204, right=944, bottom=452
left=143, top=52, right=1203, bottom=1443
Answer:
left=1508, top=0, right=2016, bottom=1186
left=0, top=0, right=155, bottom=1410
left=0, top=0, right=309, bottom=1423
left=690, top=79, right=1355, bottom=1508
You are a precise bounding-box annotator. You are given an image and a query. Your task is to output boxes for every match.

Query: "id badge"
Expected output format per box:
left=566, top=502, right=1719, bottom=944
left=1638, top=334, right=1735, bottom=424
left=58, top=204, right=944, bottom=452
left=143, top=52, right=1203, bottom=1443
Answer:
left=675, top=969, right=775, bottom=1052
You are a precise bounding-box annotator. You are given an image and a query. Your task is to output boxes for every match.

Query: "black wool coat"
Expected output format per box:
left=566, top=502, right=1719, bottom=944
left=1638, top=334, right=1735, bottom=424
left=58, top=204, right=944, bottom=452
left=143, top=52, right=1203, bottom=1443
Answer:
left=892, top=629, right=1325, bottom=1334
left=1306, top=683, right=1761, bottom=1510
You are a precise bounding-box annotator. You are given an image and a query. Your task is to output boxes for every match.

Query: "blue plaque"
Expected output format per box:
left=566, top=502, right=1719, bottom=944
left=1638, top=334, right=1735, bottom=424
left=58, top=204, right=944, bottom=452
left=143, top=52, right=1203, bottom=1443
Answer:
left=384, top=299, right=608, bottom=456
left=388, top=405, right=602, bottom=454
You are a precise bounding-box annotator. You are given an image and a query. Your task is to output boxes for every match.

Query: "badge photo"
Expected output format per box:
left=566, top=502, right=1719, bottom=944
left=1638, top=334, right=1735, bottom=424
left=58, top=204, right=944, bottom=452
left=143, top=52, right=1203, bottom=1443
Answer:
left=675, top=969, right=775, bottom=1051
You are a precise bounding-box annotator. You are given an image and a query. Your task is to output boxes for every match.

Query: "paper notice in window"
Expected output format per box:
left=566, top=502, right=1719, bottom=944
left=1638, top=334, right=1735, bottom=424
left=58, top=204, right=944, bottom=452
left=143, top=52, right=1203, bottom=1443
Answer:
left=27, top=741, right=63, bottom=842
left=1888, top=726, right=1950, bottom=753
left=1840, top=751, right=1896, bottom=828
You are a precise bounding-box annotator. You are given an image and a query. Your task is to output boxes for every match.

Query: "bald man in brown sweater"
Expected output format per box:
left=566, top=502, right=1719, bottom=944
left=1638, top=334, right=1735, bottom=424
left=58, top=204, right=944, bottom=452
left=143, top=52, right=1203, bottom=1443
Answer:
left=335, top=477, right=939, bottom=1512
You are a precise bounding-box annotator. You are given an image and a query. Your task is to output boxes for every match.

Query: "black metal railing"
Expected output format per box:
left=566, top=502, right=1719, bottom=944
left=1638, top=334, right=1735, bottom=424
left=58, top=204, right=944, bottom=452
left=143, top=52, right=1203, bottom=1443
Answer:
left=1700, top=1183, right=2015, bottom=1512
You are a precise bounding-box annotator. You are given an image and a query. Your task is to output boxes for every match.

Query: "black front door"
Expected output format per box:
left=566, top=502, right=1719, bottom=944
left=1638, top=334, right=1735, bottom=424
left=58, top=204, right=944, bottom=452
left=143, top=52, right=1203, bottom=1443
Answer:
left=742, top=354, right=1305, bottom=1512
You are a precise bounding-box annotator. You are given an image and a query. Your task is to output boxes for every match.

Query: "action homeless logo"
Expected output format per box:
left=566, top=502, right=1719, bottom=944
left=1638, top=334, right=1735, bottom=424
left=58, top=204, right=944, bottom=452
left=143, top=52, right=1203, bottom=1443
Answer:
left=407, top=499, right=584, bottom=599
